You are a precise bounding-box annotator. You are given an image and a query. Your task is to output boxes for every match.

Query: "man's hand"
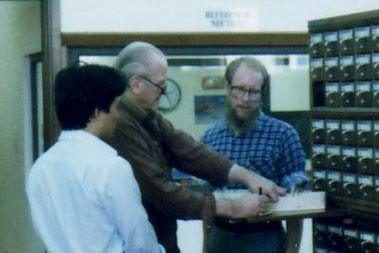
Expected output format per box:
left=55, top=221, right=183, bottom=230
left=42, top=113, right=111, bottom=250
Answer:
left=215, top=194, right=269, bottom=219
left=228, top=164, right=286, bottom=201
left=247, top=172, right=287, bottom=201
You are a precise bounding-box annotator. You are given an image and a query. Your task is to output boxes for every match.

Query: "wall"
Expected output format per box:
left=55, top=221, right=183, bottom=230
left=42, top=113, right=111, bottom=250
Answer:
left=61, top=0, right=379, bottom=32
left=163, top=58, right=309, bottom=140
left=0, top=2, right=43, bottom=252
left=164, top=65, right=225, bottom=140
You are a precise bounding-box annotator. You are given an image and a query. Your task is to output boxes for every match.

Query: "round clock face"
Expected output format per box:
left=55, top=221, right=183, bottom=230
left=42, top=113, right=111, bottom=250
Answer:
left=158, top=78, right=182, bottom=111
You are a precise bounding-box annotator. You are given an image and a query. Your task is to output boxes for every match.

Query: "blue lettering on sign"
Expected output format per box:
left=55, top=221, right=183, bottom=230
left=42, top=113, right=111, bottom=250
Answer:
left=211, top=19, right=234, bottom=27
left=206, top=10, right=250, bottom=28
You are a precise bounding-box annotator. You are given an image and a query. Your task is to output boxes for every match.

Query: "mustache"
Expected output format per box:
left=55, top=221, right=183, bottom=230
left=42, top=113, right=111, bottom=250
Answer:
left=225, top=99, right=260, bottom=134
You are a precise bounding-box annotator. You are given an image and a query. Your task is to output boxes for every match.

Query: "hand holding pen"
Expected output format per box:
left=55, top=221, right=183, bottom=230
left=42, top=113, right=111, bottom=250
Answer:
left=258, top=187, right=273, bottom=217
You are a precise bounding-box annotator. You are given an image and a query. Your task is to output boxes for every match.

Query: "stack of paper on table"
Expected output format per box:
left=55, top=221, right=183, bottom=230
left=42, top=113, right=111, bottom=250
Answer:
left=266, top=191, right=325, bottom=213
left=213, top=190, right=326, bottom=218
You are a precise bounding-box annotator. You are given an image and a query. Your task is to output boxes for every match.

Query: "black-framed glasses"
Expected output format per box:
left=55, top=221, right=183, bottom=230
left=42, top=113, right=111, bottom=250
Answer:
left=230, top=85, right=261, bottom=99
left=137, top=75, right=166, bottom=95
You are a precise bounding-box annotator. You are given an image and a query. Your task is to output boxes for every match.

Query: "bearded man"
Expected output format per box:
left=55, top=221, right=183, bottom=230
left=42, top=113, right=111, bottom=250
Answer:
left=201, top=56, right=308, bottom=253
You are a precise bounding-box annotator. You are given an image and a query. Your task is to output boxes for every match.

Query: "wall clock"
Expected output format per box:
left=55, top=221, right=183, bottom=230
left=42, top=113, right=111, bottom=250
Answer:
left=158, top=78, right=182, bottom=111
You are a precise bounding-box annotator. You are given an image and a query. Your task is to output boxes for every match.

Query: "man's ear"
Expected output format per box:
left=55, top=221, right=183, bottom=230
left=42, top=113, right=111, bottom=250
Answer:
left=129, top=76, right=143, bottom=94
left=93, top=108, right=100, bottom=117
left=88, top=108, right=100, bottom=123
left=86, top=108, right=99, bottom=127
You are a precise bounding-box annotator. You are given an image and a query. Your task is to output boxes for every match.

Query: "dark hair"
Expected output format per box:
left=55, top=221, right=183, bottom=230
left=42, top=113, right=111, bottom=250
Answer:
left=55, top=64, right=126, bottom=130
left=224, top=56, right=270, bottom=95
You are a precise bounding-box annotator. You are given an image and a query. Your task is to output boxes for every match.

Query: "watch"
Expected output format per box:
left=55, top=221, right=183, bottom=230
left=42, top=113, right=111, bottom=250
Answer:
left=158, top=78, right=182, bottom=111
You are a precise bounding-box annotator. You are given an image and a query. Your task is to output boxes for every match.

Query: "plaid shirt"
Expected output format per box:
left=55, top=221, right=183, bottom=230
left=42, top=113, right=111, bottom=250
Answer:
left=201, top=112, right=308, bottom=191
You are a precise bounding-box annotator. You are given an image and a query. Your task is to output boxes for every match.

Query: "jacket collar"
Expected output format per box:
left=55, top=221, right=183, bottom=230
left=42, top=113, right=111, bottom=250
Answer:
left=119, top=95, right=156, bottom=123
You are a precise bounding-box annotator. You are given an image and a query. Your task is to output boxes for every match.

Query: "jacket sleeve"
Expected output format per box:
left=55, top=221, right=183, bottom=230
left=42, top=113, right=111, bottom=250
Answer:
left=110, top=114, right=230, bottom=221
left=157, top=114, right=232, bottom=186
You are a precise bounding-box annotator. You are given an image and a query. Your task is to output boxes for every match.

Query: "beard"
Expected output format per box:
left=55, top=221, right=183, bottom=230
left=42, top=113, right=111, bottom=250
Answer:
left=225, top=99, right=260, bottom=134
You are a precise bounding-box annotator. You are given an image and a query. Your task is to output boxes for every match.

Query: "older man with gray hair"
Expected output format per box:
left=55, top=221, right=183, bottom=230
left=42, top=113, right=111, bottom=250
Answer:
left=108, top=41, right=286, bottom=253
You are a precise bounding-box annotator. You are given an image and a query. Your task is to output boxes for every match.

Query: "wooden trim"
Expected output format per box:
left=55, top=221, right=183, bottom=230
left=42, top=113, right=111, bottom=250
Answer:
left=309, top=9, right=379, bottom=32
left=29, top=53, right=42, bottom=160
left=41, top=0, right=62, bottom=150
left=62, top=32, right=309, bottom=47
left=311, top=108, right=379, bottom=118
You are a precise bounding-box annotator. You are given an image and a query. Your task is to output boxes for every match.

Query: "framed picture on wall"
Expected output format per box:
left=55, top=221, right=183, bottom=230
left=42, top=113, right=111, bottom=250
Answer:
left=194, top=95, right=226, bottom=124
left=201, top=76, right=226, bottom=90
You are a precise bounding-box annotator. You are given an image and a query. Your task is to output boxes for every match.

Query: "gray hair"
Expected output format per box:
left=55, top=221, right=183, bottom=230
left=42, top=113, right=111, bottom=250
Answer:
left=114, top=41, right=166, bottom=82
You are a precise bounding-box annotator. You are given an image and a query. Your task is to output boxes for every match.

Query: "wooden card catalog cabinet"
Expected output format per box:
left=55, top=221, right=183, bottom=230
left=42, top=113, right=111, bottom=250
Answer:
left=312, top=119, right=326, bottom=143
left=356, top=81, right=373, bottom=107
left=373, top=53, right=379, bottom=79
left=357, top=148, right=375, bottom=175
left=342, top=147, right=357, bottom=172
left=312, top=170, right=327, bottom=191
left=314, top=221, right=329, bottom=248
left=328, top=224, right=344, bottom=251
left=358, top=174, right=375, bottom=201
left=314, top=217, right=379, bottom=253
left=357, top=120, right=374, bottom=146
left=311, top=58, right=324, bottom=82
left=342, top=173, right=358, bottom=198
left=359, top=230, right=376, bottom=253
left=339, top=28, right=354, bottom=55
left=355, top=26, right=372, bottom=53
left=373, top=24, right=379, bottom=51
left=310, top=33, right=324, bottom=57
left=313, top=145, right=327, bottom=169
left=374, top=81, right=379, bottom=107
left=324, top=31, right=339, bottom=56
left=327, top=170, right=343, bottom=195
left=341, top=120, right=357, bottom=145
left=309, top=11, right=379, bottom=249
left=344, top=228, right=360, bottom=252
left=325, top=57, right=339, bottom=81
left=340, top=55, right=355, bottom=80
left=327, top=145, right=342, bottom=170
left=355, top=54, right=372, bottom=80
left=326, top=120, right=342, bottom=144
left=375, top=150, right=379, bottom=173
left=325, top=83, right=341, bottom=107
left=340, top=82, right=356, bottom=107
left=314, top=247, right=327, bottom=253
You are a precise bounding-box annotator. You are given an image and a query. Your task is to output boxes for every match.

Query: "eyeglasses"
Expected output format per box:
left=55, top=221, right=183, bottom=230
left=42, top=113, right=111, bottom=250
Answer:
left=137, top=75, right=166, bottom=95
left=230, top=86, right=261, bottom=99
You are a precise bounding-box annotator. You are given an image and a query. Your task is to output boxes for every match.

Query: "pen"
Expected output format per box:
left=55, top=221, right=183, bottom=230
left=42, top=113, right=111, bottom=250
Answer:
left=259, top=187, right=272, bottom=199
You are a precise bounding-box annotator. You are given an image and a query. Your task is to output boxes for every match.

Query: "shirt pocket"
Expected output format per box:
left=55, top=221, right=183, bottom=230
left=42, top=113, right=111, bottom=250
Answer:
left=247, top=154, right=276, bottom=180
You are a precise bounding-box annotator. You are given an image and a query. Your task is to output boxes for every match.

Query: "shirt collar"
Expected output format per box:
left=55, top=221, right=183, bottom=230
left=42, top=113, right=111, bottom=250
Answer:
left=58, top=130, right=117, bottom=156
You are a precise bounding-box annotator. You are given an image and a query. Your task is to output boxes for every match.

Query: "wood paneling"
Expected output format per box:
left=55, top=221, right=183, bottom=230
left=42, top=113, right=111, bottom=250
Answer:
left=62, top=32, right=309, bottom=47
left=41, top=0, right=62, bottom=149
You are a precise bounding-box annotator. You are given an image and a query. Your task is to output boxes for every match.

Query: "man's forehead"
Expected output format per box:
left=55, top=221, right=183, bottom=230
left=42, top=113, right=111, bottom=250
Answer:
left=232, top=68, right=264, bottom=88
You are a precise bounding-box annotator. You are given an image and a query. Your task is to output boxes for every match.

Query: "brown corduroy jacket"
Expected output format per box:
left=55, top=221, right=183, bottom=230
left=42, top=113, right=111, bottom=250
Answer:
left=108, top=97, right=232, bottom=253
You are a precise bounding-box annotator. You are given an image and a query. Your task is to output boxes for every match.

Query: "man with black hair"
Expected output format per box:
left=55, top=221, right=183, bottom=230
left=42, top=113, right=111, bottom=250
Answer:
left=26, top=64, right=164, bottom=253
left=201, top=56, right=308, bottom=253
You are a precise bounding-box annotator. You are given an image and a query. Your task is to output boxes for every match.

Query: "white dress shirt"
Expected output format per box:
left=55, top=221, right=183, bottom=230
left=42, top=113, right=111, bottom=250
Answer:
left=26, top=130, right=164, bottom=253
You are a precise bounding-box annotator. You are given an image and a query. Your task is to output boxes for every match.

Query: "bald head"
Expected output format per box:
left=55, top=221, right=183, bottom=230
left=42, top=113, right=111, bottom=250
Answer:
left=114, top=41, right=166, bottom=83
